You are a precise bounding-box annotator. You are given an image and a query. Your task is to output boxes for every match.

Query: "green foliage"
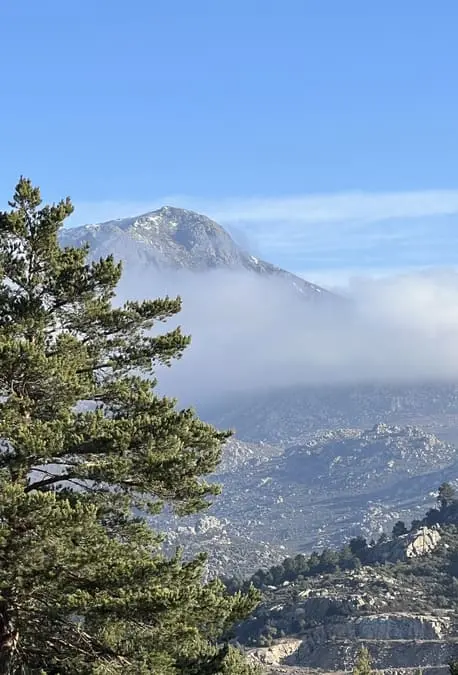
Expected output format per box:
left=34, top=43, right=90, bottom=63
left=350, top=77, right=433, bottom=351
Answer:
left=392, top=520, right=408, bottom=538
left=225, top=539, right=366, bottom=596
left=0, top=178, right=260, bottom=673
left=422, top=484, right=458, bottom=528
left=349, top=535, right=368, bottom=558
left=450, top=661, right=458, bottom=675
left=353, top=646, right=372, bottom=675
left=227, top=487, right=458, bottom=649
left=438, top=482, right=457, bottom=510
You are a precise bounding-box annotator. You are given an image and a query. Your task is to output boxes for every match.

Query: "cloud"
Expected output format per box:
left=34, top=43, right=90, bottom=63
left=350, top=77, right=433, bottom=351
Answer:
left=72, top=189, right=458, bottom=228
left=114, top=266, right=458, bottom=406
left=295, top=265, right=434, bottom=292
left=199, top=190, right=458, bottom=226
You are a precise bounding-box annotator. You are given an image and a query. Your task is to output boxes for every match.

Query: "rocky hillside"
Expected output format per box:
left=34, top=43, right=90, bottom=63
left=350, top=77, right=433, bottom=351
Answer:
left=61, top=206, right=332, bottom=301
left=283, top=424, right=457, bottom=493
left=203, top=382, right=458, bottom=444
left=154, top=425, right=458, bottom=577
left=236, top=524, right=458, bottom=672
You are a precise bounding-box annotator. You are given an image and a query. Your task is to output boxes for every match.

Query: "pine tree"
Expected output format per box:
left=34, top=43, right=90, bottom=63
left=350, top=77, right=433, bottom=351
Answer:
left=0, top=178, right=260, bottom=673
left=391, top=520, right=408, bottom=538
left=438, top=482, right=457, bottom=510
left=353, top=646, right=372, bottom=675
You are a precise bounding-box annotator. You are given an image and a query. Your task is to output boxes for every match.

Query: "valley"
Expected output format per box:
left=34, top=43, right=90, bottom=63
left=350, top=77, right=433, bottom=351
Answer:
left=5, top=8, right=456, bottom=672
left=63, top=204, right=458, bottom=672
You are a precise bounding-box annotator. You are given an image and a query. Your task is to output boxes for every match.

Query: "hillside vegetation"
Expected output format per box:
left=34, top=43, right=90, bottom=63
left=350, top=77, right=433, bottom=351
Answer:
left=224, top=485, right=458, bottom=670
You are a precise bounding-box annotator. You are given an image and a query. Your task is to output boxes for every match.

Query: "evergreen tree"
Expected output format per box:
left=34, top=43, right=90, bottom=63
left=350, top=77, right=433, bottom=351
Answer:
left=349, top=536, right=368, bottom=560
left=0, top=178, right=260, bottom=673
left=318, top=548, right=339, bottom=573
left=438, top=482, right=457, bottom=510
left=392, top=520, right=408, bottom=538
left=353, top=646, right=372, bottom=675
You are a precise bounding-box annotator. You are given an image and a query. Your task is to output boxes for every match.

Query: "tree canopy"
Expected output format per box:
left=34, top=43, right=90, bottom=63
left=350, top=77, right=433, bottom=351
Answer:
left=353, top=646, right=372, bottom=675
left=438, top=482, right=457, bottom=510
left=0, top=178, right=259, bottom=674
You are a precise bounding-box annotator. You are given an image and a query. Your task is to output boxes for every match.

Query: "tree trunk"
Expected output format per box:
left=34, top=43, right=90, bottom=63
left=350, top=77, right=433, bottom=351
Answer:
left=0, top=601, right=18, bottom=673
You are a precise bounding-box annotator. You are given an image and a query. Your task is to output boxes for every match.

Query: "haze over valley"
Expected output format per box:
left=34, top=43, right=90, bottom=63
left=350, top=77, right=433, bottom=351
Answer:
left=60, top=207, right=458, bottom=580
left=3, top=2, right=458, bottom=672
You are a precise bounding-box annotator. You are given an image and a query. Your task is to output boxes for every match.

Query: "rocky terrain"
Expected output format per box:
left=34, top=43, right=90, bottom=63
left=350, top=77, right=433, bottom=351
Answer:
left=154, top=425, right=458, bottom=577
left=62, top=204, right=458, bottom=672
left=236, top=525, right=458, bottom=672
left=61, top=206, right=333, bottom=302
left=62, top=206, right=458, bottom=582
left=202, top=382, right=458, bottom=445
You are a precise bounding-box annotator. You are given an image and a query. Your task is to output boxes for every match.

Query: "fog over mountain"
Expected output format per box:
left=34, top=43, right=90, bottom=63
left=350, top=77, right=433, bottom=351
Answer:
left=123, top=267, right=458, bottom=404
left=62, top=208, right=458, bottom=405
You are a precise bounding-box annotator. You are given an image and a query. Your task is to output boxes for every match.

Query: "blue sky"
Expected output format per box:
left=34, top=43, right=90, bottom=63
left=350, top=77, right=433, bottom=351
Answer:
left=1, top=1, right=458, bottom=286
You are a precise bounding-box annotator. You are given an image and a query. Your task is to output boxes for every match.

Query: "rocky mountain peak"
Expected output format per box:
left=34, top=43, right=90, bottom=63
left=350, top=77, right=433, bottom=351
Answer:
left=61, top=206, right=334, bottom=300
left=124, top=206, right=236, bottom=255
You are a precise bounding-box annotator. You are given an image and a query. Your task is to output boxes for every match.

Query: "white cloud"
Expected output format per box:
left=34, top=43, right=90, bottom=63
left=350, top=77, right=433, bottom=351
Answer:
left=295, top=266, right=436, bottom=292
left=71, top=188, right=458, bottom=228
left=63, top=187, right=458, bottom=400
left=113, top=267, right=458, bottom=405
left=201, top=190, right=458, bottom=225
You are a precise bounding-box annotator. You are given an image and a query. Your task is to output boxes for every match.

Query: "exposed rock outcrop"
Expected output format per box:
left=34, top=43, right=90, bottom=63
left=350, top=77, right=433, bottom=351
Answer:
left=366, top=526, right=442, bottom=564
left=237, top=546, right=458, bottom=672
left=247, top=639, right=302, bottom=666
left=249, top=631, right=458, bottom=670
left=61, top=207, right=330, bottom=300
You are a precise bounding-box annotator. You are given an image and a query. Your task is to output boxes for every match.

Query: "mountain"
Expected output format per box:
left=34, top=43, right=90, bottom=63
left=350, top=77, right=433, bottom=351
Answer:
left=203, top=382, right=458, bottom=444
left=61, top=206, right=333, bottom=301
left=154, top=424, right=458, bottom=578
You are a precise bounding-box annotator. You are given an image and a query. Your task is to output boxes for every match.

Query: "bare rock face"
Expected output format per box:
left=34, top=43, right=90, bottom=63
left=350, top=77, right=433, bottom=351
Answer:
left=296, top=640, right=458, bottom=670
left=239, top=554, right=458, bottom=672
left=286, top=614, right=455, bottom=668
left=352, top=613, right=449, bottom=640
left=405, top=527, right=442, bottom=558
left=366, top=526, right=442, bottom=564
left=248, top=623, right=458, bottom=670
left=247, top=639, right=302, bottom=666
left=61, top=207, right=331, bottom=301
left=299, top=613, right=450, bottom=646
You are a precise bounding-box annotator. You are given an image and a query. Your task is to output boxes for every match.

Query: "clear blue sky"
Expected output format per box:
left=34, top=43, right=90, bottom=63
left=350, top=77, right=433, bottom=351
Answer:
left=1, top=1, right=458, bottom=285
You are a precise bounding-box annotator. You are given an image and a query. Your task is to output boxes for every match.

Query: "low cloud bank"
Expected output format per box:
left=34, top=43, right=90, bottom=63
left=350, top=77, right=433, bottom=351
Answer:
left=116, top=268, right=458, bottom=404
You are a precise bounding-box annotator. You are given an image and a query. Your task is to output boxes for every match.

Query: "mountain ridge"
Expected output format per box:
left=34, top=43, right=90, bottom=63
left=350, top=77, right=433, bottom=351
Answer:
left=61, top=206, right=333, bottom=301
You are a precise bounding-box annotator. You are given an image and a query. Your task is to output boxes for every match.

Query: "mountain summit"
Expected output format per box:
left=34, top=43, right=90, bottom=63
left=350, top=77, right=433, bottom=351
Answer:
left=61, top=206, right=331, bottom=300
